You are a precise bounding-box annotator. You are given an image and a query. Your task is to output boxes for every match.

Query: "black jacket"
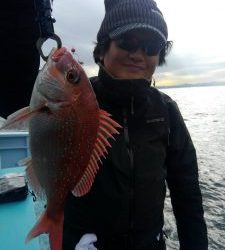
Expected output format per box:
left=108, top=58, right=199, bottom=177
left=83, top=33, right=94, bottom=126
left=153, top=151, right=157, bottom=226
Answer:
left=63, top=67, right=208, bottom=250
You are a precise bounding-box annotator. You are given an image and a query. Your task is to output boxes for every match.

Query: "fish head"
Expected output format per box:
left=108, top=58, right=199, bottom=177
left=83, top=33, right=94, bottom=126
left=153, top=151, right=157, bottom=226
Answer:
left=33, top=47, right=95, bottom=110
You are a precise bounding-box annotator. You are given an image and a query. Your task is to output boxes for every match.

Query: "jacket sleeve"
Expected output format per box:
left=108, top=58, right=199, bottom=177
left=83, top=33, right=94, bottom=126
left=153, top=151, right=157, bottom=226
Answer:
left=165, top=100, right=208, bottom=250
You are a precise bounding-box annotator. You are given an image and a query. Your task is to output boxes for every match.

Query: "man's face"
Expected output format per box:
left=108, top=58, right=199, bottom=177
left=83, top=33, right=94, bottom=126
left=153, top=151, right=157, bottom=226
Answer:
left=102, top=30, right=160, bottom=80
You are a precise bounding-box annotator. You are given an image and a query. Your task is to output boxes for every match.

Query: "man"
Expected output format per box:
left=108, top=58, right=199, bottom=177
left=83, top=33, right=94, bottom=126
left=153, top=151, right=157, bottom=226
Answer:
left=63, top=0, right=208, bottom=249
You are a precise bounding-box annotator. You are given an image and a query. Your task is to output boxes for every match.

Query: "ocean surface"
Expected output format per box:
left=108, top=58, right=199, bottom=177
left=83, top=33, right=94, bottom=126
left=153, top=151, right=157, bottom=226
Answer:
left=162, top=85, right=225, bottom=250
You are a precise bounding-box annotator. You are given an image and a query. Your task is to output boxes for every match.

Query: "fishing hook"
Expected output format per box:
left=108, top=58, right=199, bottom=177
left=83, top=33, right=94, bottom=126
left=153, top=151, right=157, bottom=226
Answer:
left=36, top=34, right=62, bottom=62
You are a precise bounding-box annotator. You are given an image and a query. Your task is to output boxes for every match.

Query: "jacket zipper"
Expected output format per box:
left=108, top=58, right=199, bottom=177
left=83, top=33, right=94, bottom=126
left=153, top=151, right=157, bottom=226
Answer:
left=123, top=109, right=134, bottom=169
left=131, top=96, right=134, bottom=116
left=123, top=104, right=135, bottom=246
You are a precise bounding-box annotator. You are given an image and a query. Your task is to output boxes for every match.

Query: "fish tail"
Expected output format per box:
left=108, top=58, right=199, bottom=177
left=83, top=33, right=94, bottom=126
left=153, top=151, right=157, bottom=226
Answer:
left=25, top=210, right=64, bottom=250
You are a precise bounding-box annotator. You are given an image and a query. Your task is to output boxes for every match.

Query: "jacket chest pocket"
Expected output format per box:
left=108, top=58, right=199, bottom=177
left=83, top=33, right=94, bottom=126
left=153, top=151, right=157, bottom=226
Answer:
left=131, top=118, right=169, bottom=177
left=132, top=118, right=169, bottom=158
left=143, top=117, right=168, bottom=142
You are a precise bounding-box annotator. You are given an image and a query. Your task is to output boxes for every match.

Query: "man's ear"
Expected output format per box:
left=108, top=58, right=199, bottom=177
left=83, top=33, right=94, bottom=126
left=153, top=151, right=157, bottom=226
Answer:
left=99, top=55, right=104, bottom=64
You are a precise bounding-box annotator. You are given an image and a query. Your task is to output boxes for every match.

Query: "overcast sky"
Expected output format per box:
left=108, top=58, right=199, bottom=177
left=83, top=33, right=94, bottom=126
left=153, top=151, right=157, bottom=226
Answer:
left=43, top=0, right=225, bottom=86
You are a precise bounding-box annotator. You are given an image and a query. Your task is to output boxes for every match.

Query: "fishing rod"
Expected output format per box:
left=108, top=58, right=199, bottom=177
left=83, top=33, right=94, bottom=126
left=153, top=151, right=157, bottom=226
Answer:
left=34, top=0, right=62, bottom=61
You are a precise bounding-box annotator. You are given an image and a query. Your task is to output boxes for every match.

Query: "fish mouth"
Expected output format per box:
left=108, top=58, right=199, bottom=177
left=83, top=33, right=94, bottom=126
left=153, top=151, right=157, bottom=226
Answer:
left=51, top=47, right=78, bottom=75
left=51, top=48, right=67, bottom=62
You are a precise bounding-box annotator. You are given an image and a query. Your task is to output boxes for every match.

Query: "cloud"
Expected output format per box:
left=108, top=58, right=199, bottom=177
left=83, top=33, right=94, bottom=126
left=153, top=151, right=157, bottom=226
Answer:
left=40, top=0, right=225, bottom=86
left=156, top=50, right=225, bottom=86
left=54, top=0, right=104, bottom=63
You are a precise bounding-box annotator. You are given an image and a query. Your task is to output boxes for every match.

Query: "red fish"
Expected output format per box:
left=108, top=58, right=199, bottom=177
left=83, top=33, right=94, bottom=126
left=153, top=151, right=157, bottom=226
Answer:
left=0, top=47, right=121, bottom=250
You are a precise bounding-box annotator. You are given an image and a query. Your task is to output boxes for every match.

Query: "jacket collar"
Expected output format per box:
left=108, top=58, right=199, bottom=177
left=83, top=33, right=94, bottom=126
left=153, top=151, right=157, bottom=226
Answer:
left=97, top=65, right=151, bottom=106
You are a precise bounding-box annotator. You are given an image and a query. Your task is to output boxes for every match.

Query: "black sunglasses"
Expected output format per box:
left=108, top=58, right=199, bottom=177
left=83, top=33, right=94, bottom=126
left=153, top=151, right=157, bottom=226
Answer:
left=114, top=35, right=165, bottom=56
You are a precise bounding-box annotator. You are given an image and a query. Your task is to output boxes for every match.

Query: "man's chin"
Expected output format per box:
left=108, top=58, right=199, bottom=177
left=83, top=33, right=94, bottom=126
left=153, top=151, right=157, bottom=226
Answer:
left=117, top=73, right=148, bottom=80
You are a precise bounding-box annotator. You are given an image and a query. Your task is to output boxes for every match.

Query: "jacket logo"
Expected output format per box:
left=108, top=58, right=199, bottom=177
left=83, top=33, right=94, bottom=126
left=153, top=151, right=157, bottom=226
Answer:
left=146, top=117, right=165, bottom=123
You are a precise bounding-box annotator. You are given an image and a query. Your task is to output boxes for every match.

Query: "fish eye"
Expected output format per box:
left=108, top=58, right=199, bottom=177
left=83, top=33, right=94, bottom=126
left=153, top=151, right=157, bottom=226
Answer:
left=65, top=69, right=80, bottom=84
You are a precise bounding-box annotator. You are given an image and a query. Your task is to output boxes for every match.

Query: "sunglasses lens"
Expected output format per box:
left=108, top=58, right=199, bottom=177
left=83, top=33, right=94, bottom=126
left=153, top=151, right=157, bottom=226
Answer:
left=115, top=36, right=164, bottom=56
left=142, top=44, right=161, bottom=56
left=116, top=37, right=139, bottom=52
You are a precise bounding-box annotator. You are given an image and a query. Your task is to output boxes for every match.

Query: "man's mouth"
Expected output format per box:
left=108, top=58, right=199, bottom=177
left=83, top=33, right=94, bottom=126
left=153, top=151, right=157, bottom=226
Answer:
left=123, top=63, right=146, bottom=70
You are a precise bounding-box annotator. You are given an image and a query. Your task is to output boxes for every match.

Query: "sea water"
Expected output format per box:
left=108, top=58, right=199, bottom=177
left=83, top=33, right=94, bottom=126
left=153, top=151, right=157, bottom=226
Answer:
left=162, top=85, right=225, bottom=250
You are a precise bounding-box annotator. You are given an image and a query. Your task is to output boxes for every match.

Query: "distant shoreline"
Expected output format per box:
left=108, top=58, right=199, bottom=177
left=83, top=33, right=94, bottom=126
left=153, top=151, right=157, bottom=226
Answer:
left=158, top=82, right=225, bottom=89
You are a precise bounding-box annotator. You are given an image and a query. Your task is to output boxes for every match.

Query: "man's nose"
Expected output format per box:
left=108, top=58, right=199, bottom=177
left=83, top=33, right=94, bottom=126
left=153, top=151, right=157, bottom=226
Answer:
left=128, top=48, right=145, bottom=61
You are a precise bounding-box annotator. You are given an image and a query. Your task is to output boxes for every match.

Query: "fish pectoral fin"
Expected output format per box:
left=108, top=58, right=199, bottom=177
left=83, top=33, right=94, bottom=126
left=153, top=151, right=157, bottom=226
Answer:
left=0, top=105, right=44, bottom=130
left=72, top=109, right=122, bottom=197
left=23, top=158, right=46, bottom=201
left=0, top=106, right=30, bottom=130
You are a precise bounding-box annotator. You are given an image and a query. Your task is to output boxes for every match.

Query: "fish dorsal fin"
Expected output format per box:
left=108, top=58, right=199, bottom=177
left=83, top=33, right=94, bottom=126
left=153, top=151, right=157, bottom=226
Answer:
left=72, top=109, right=121, bottom=197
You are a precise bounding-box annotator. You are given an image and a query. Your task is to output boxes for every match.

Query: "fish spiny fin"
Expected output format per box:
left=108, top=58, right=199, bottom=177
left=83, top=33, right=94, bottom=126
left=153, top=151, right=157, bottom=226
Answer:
left=21, top=157, right=46, bottom=201
left=72, top=109, right=122, bottom=197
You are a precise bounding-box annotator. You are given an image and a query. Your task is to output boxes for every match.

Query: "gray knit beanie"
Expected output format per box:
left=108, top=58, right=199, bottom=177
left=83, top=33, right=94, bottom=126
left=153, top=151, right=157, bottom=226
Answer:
left=97, top=0, right=168, bottom=45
